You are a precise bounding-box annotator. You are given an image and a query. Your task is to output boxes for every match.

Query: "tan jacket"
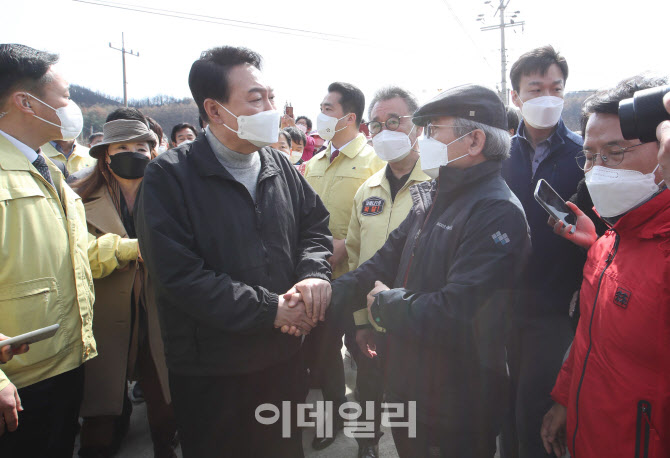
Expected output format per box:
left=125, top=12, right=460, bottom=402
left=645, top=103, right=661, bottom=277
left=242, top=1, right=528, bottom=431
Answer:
left=305, top=133, right=385, bottom=278
left=42, top=141, right=95, bottom=175
left=0, top=135, right=96, bottom=392
left=79, top=185, right=170, bottom=416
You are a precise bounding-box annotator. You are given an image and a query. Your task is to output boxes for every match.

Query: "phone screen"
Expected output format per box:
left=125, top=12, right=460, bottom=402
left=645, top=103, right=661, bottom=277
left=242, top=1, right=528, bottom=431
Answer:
left=535, top=180, right=577, bottom=226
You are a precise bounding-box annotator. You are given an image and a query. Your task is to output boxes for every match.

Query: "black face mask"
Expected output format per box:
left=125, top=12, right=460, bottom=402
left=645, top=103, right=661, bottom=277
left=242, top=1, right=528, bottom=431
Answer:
left=109, top=152, right=150, bottom=179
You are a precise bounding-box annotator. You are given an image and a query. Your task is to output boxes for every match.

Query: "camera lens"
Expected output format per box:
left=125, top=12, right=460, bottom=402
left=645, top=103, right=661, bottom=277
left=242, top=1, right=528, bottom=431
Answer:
left=619, top=85, right=670, bottom=143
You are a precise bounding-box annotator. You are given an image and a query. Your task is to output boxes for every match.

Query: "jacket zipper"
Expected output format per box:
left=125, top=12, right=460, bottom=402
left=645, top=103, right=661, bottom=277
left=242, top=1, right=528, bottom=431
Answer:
left=402, top=182, right=439, bottom=287
left=571, top=229, right=620, bottom=457
left=635, top=400, right=653, bottom=458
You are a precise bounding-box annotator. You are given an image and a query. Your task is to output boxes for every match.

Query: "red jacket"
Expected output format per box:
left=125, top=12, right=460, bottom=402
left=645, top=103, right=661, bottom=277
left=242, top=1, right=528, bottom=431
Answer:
left=551, top=188, right=670, bottom=458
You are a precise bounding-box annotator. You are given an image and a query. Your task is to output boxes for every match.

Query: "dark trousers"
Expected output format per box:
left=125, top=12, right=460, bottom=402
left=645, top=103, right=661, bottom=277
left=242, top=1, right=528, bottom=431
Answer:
left=169, top=351, right=306, bottom=458
left=501, top=316, right=574, bottom=458
left=80, top=338, right=177, bottom=457
left=0, top=365, right=85, bottom=458
left=392, top=421, right=497, bottom=458
left=303, top=323, right=347, bottom=410
left=353, top=331, right=386, bottom=446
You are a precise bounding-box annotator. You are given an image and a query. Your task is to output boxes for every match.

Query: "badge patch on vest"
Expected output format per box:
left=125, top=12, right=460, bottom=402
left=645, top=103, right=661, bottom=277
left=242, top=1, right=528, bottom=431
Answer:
left=361, top=197, right=385, bottom=216
left=613, top=287, right=631, bottom=308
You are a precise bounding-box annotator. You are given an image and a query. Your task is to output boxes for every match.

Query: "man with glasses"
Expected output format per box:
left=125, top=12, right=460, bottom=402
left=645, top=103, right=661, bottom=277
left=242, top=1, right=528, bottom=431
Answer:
left=540, top=75, right=669, bottom=458
left=303, top=82, right=384, bottom=451
left=500, top=45, right=585, bottom=458
left=344, top=86, right=430, bottom=458
left=329, top=85, right=531, bottom=457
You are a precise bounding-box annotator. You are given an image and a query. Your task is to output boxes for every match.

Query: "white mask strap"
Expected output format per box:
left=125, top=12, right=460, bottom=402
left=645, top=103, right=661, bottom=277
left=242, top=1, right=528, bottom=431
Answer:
left=652, top=163, right=665, bottom=187
left=216, top=101, right=241, bottom=134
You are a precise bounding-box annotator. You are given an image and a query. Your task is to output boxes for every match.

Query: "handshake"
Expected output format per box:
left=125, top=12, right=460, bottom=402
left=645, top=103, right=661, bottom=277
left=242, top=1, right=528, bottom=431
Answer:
left=273, top=278, right=332, bottom=337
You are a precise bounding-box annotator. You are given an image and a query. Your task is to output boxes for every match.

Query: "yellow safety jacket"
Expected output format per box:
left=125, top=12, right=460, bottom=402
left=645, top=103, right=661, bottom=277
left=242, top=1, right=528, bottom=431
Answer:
left=42, top=141, right=95, bottom=175
left=305, top=133, right=385, bottom=278
left=0, top=136, right=96, bottom=392
left=347, top=160, right=430, bottom=329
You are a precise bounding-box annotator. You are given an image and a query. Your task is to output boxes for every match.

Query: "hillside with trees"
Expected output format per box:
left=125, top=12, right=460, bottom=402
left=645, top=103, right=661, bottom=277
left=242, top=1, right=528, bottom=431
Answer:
left=71, top=85, right=199, bottom=143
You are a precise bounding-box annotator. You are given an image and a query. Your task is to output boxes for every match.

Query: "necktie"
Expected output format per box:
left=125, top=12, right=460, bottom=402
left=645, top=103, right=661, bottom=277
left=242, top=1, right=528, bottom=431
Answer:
left=32, top=154, right=54, bottom=187
left=330, top=149, right=340, bottom=164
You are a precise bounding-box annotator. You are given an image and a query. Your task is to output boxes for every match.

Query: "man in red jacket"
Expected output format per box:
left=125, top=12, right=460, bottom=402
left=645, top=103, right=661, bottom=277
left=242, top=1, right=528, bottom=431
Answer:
left=541, top=75, right=670, bottom=458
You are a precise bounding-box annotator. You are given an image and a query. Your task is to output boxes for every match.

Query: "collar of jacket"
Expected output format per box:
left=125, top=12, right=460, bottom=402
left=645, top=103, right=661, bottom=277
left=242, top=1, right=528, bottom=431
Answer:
left=42, top=141, right=90, bottom=159
left=83, top=185, right=128, bottom=237
left=0, top=134, right=34, bottom=172
left=190, top=133, right=281, bottom=183
left=514, top=118, right=582, bottom=158
left=436, top=160, right=502, bottom=196
left=324, top=133, right=369, bottom=160
left=611, top=187, right=670, bottom=239
left=367, top=158, right=430, bottom=189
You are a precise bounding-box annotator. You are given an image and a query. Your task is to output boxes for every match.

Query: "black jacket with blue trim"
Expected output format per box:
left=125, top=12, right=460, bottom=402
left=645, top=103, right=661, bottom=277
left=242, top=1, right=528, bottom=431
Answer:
left=331, top=160, right=531, bottom=431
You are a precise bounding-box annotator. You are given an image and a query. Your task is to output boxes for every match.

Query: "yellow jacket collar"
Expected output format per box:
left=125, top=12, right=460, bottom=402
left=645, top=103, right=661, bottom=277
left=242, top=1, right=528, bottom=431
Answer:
left=42, top=141, right=90, bottom=159
left=0, top=134, right=33, bottom=172
left=367, top=158, right=431, bottom=189
left=326, top=133, right=369, bottom=159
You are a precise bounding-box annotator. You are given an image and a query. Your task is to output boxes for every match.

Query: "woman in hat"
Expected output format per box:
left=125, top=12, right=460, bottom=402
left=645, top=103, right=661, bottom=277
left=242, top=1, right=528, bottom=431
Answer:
left=72, top=112, right=177, bottom=457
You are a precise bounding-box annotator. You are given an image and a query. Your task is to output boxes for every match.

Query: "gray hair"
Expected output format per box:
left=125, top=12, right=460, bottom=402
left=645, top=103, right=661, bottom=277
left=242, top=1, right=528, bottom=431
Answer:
left=451, top=117, right=511, bottom=161
left=368, top=86, right=419, bottom=119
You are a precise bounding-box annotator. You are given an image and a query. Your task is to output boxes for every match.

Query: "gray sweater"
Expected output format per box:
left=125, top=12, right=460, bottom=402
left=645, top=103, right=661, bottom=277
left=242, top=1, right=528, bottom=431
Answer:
left=205, top=126, right=261, bottom=202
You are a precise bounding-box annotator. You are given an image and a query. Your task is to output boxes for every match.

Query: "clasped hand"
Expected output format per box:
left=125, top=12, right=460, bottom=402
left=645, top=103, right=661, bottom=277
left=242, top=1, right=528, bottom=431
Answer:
left=275, top=278, right=331, bottom=337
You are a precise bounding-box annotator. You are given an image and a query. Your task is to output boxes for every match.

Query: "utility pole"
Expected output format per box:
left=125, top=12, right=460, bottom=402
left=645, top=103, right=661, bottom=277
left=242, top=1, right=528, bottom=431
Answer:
left=478, top=1, right=524, bottom=106
left=109, top=33, right=139, bottom=107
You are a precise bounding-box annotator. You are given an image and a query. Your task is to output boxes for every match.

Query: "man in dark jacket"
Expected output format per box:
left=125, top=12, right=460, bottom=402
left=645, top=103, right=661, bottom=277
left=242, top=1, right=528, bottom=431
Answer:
left=500, top=45, right=585, bottom=458
left=330, top=85, right=531, bottom=458
left=134, top=46, right=333, bottom=458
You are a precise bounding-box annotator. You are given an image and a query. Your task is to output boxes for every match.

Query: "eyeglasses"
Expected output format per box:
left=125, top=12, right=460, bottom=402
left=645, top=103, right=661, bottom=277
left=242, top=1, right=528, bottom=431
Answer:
left=575, top=142, right=644, bottom=171
left=425, top=124, right=460, bottom=139
left=367, top=116, right=412, bottom=136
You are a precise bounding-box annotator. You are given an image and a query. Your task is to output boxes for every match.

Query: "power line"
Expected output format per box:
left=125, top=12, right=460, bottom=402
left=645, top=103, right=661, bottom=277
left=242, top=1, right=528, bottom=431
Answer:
left=72, top=0, right=364, bottom=44
left=440, top=0, right=495, bottom=72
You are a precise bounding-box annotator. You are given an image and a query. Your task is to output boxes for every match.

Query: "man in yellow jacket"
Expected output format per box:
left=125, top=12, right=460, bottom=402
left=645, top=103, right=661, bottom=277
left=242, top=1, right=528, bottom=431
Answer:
left=41, top=138, right=95, bottom=175
left=345, top=86, right=430, bottom=458
left=304, top=82, right=385, bottom=451
left=0, top=44, right=96, bottom=457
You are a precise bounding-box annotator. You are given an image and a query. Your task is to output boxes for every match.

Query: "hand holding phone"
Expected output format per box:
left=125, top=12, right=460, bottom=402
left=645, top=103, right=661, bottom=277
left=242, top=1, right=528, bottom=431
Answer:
left=534, top=179, right=577, bottom=234
left=0, top=324, right=59, bottom=351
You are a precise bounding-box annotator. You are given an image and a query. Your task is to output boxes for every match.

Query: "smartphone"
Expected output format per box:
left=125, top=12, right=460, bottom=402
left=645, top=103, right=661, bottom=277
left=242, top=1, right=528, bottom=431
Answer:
left=0, top=324, right=60, bottom=348
left=284, top=103, right=293, bottom=118
left=534, top=179, right=577, bottom=234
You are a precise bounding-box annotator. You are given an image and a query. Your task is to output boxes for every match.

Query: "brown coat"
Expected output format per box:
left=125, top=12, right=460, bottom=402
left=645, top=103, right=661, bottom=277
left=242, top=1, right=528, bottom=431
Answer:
left=80, top=185, right=170, bottom=417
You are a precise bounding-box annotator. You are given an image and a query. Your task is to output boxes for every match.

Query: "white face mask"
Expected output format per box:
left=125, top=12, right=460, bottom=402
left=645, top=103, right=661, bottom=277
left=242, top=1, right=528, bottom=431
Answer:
left=585, top=165, right=664, bottom=217
left=217, top=102, right=281, bottom=148
left=317, top=112, right=349, bottom=141
left=156, top=145, right=167, bottom=154
left=296, top=124, right=308, bottom=134
left=419, top=131, right=473, bottom=179
left=27, top=93, right=83, bottom=141
left=520, top=95, right=564, bottom=129
left=372, top=126, right=417, bottom=163
left=290, top=150, right=302, bottom=164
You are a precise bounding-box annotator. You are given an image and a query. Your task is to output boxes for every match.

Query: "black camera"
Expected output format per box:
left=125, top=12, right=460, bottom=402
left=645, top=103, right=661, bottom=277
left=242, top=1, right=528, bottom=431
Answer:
left=619, top=85, right=670, bottom=143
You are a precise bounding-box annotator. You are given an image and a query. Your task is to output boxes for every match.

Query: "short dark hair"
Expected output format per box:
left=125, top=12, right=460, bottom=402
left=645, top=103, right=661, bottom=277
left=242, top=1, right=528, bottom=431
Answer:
left=88, top=132, right=103, bottom=144
left=506, top=106, right=520, bottom=134
left=295, top=115, right=312, bottom=131
left=0, top=44, right=59, bottom=106
left=510, top=45, right=568, bottom=93
left=171, top=122, right=197, bottom=143
left=146, top=117, right=164, bottom=146
left=368, top=86, right=418, bottom=119
left=278, top=131, right=291, bottom=148
left=198, top=115, right=206, bottom=129
left=106, top=107, right=147, bottom=125
left=283, top=126, right=305, bottom=146
left=328, top=82, right=365, bottom=128
left=189, top=46, right=262, bottom=122
left=580, top=74, right=669, bottom=137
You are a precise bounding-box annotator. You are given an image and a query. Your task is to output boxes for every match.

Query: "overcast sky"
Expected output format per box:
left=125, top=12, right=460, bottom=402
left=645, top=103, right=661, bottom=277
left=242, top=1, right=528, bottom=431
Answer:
left=5, top=0, right=669, bottom=122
